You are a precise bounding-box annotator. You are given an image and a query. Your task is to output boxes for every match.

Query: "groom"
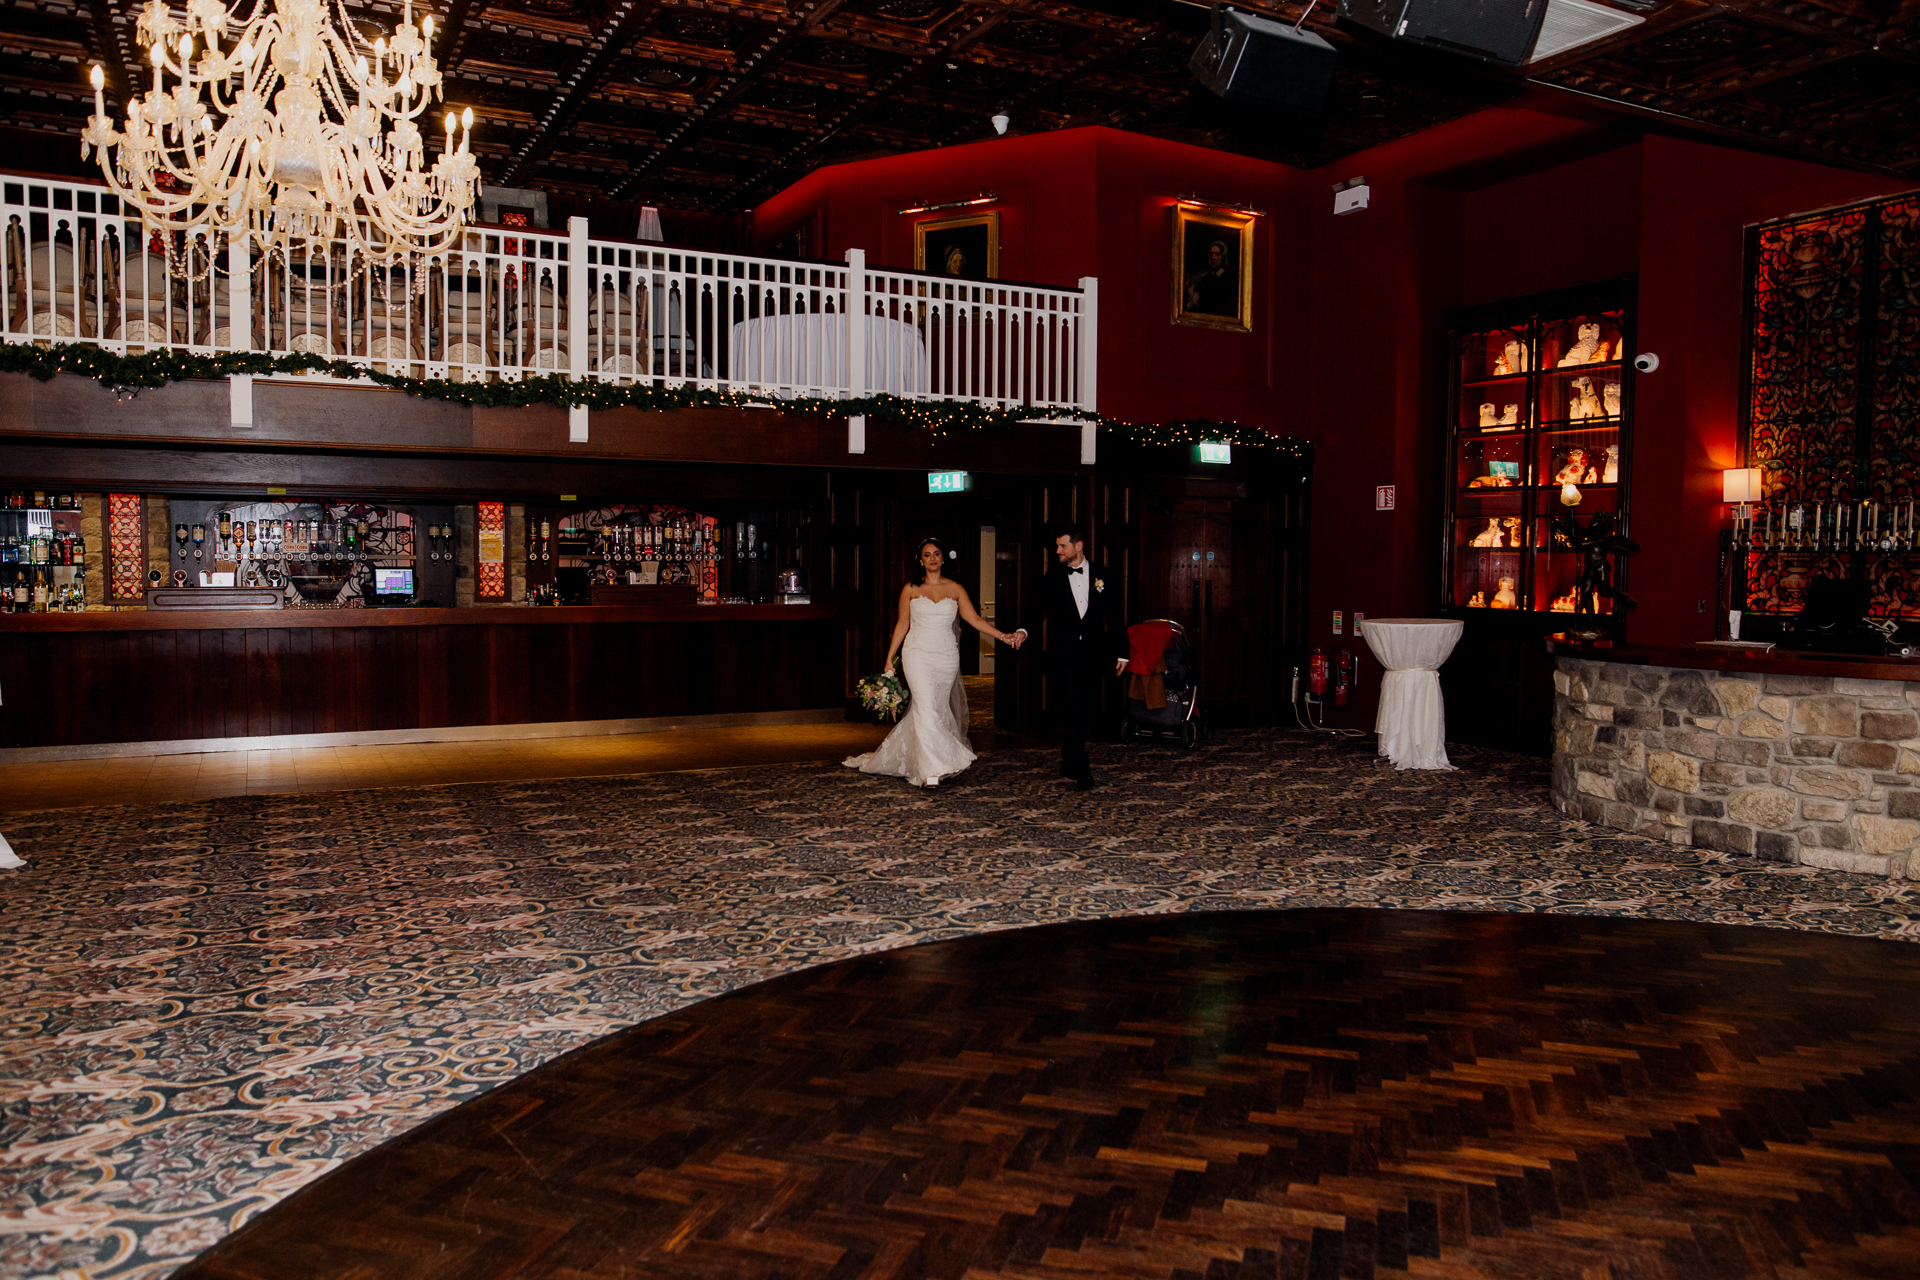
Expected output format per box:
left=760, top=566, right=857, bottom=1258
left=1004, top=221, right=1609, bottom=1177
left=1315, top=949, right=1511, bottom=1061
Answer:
left=1010, top=524, right=1128, bottom=791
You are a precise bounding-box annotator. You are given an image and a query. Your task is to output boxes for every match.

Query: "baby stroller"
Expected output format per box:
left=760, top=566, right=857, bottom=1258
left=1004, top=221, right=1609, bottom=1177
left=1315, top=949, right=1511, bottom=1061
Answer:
left=1119, top=619, right=1207, bottom=748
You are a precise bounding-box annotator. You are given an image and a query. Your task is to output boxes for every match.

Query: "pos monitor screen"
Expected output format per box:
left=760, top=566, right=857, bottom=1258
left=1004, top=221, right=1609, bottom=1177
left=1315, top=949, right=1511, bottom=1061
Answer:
left=374, top=567, right=415, bottom=598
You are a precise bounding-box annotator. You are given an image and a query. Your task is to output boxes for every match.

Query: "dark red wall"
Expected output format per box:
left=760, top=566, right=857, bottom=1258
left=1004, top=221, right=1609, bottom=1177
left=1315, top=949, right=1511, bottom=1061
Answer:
left=753, top=127, right=1296, bottom=431
left=1629, top=135, right=1901, bottom=646
left=755, top=110, right=1914, bottom=728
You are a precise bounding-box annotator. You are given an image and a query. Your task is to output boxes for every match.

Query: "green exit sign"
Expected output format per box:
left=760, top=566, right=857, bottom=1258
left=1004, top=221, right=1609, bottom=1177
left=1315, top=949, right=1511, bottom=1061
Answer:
left=928, top=470, right=972, bottom=493
left=1197, top=441, right=1232, bottom=465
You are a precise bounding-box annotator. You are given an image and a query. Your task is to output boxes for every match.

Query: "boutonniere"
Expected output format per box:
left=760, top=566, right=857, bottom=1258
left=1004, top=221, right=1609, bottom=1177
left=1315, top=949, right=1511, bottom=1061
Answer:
left=1094, top=578, right=1105, bottom=593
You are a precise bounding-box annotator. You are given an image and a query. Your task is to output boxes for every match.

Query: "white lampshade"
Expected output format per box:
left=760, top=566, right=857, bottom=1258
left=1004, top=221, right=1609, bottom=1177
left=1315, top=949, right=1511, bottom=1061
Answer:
left=1723, top=467, right=1763, bottom=503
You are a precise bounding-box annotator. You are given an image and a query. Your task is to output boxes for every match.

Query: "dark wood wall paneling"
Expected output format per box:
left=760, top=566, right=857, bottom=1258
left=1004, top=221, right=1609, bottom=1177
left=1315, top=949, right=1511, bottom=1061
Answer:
left=0, top=373, right=1308, bottom=746
left=2, top=611, right=850, bottom=748
left=0, top=373, right=1088, bottom=499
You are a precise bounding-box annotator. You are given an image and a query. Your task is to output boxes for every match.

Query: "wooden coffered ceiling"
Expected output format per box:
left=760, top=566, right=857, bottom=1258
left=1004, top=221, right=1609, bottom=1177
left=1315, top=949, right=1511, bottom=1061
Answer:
left=1, top=0, right=1915, bottom=213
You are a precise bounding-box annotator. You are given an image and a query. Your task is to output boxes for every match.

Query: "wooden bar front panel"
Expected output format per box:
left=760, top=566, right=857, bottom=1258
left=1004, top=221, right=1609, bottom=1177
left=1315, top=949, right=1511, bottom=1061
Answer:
left=3, top=611, right=851, bottom=748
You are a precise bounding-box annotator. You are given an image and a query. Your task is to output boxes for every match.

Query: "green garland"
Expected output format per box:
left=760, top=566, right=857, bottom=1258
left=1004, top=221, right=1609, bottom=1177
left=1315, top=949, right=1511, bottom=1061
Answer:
left=0, top=340, right=1308, bottom=462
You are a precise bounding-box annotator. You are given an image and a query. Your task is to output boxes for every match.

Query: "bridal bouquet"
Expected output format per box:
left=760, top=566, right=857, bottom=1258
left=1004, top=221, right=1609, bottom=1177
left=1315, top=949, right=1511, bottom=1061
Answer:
left=855, top=670, right=910, bottom=722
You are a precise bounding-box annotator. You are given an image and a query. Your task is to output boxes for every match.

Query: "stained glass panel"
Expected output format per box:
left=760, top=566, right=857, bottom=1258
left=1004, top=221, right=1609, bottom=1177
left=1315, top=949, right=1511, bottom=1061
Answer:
left=478, top=501, right=506, bottom=600
left=1743, top=193, right=1920, bottom=619
left=1869, top=198, right=1920, bottom=509
left=1748, top=207, right=1865, bottom=507
left=107, top=493, right=144, bottom=601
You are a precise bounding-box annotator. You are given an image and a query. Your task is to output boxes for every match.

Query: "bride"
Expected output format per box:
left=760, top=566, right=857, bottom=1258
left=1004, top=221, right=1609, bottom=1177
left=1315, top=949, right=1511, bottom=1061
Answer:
left=845, top=538, right=1013, bottom=788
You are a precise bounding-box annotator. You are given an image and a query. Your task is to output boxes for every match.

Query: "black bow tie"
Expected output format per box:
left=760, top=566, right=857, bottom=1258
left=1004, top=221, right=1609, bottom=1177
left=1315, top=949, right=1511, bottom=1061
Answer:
left=1068, top=566, right=1084, bottom=574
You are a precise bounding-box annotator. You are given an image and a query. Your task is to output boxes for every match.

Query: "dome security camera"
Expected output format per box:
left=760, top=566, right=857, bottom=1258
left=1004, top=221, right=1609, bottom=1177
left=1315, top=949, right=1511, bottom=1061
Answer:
left=991, top=113, right=1010, bottom=135
left=1634, top=352, right=1660, bottom=373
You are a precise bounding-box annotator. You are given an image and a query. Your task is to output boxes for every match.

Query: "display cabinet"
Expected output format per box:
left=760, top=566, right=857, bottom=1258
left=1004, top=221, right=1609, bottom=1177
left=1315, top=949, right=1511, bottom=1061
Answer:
left=1443, top=279, right=1637, bottom=615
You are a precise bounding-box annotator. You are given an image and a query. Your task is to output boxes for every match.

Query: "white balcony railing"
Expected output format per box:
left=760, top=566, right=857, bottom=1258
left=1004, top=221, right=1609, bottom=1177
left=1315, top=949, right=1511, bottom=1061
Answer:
left=0, top=171, right=1096, bottom=418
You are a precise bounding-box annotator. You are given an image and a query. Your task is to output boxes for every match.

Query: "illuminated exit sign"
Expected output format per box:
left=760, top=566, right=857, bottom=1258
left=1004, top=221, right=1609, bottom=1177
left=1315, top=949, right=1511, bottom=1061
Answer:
left=928, top=470, right=972, bottom=493
left=1197, top=441, right=1232, bottom=464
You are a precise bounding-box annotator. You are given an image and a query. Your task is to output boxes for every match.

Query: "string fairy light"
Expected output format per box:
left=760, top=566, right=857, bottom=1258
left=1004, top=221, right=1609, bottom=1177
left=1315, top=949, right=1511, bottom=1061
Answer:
left=0, top=342, right=1309, bottom=463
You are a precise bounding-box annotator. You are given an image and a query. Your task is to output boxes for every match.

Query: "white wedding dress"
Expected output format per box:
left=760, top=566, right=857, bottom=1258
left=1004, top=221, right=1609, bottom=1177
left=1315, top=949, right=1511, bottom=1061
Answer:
left=844, top=595, right=976, bottom=787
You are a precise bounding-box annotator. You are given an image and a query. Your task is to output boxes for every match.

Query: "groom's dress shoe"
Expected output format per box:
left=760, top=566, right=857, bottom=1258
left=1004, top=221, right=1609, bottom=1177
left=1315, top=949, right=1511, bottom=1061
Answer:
left=1077, top=776, right=1099, bottom=791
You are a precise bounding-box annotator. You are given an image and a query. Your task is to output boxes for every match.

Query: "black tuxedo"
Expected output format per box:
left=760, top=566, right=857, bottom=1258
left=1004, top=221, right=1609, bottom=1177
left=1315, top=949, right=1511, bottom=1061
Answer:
left=1018, top=562, right=1126, bottom=781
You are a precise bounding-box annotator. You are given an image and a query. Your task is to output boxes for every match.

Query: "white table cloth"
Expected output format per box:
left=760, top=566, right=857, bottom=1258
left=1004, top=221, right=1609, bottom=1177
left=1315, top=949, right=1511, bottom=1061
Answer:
left=1361, top=618, right=1464, bottom=770
left=729, top=313, right=929, bottom=396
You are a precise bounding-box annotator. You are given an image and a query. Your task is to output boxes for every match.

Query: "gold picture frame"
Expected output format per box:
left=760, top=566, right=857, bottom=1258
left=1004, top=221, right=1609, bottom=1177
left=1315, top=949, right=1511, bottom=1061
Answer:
left=914, top=212, right=999, bottom=281
left=1172, top=206, right=1254, bottom=332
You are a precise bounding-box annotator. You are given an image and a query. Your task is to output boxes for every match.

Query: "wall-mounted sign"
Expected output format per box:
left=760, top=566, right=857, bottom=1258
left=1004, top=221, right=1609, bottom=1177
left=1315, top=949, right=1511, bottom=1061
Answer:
left=1375, top=485, right=1396, bottom=511
left=1197, top=441, right=1233, bottom=465
left=928, top=471, right=972, bottom=494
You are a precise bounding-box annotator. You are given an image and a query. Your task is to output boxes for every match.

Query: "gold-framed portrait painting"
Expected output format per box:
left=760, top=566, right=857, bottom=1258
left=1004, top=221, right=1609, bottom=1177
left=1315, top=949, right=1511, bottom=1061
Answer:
left=914, top=212, right=999, bottom=281
left=1172, top=206, right=1254, bottom=332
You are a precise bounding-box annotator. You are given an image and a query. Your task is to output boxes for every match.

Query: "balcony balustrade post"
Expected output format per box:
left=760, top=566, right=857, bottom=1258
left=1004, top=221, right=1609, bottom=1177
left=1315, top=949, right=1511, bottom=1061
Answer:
left=845, top=247, right=868, bottom=455
left=227, top=233, right=254, bottom=428
left=227, top=235, right=252, bottom=353
left=1076, top=276, right=1098, bottom=417
left=568, top=216, right=589, bottom=442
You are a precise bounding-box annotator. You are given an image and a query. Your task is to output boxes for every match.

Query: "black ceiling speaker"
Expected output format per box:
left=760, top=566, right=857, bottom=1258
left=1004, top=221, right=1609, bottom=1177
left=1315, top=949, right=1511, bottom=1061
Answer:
left=1337, top=0, right=1547, bottom=66
left=1189, top=5, right=1337, bottom=119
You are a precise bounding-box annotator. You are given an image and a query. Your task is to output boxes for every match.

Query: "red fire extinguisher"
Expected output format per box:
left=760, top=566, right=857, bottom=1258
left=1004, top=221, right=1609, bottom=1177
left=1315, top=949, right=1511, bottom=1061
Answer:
left=1308, top=648, right=1329, bottom=697
left=1333, top=648, right=1355, bottom=706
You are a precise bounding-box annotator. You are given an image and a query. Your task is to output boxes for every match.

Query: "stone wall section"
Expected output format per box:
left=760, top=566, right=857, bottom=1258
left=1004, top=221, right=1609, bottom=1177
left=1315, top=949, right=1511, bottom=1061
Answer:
left=1552, top=656, right=1920, bottom=878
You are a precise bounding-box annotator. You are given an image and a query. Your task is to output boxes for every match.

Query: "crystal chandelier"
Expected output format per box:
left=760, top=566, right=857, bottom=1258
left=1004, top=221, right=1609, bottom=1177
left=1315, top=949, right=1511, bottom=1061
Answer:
left=82, top=0, right=481, bottom=265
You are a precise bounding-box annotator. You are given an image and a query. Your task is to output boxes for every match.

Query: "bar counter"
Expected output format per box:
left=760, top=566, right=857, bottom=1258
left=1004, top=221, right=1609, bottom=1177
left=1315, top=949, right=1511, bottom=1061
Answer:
left=1545, top=634, right=1920, bottom=682
left=1547, top=633, right=1920, bottom=879
left=0, top=602, right=856, bottom=752
left=0, top=602, right=846, bottom=631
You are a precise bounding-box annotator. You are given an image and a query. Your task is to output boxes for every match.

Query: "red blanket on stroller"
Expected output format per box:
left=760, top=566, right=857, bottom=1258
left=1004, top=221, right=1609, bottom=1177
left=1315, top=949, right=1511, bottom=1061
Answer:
left=1127, top=620, right=1174, bottom=672
left=1126, top=621, right=1175, bottom=710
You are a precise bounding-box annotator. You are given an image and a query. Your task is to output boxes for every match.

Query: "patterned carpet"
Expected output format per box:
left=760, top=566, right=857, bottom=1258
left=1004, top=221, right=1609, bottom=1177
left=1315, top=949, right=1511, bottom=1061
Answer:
left=6, top=729, right=1920, bottom=1280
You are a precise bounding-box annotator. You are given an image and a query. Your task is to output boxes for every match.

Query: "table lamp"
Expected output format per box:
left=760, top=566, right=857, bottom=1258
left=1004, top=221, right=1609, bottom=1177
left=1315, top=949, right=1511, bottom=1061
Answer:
left=1723, top=467, right=1762, bottom=520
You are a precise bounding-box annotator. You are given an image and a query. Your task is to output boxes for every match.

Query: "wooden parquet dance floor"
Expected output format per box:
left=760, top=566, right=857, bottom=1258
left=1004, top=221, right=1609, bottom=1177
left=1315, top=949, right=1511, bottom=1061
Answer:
left=181, top=909, right=1920, bottom=1280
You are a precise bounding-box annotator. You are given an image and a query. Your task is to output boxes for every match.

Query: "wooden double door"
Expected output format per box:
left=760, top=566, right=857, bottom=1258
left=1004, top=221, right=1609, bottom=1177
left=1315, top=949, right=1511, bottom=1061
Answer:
left=1093, top=454, right=1310, bottom=731
left=1137, top=498, right=1241, bottom=705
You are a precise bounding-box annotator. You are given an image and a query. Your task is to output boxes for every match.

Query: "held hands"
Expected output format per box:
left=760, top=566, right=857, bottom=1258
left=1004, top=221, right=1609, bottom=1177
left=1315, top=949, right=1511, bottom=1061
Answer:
left=1005, top=630, right=1026, bottom=650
